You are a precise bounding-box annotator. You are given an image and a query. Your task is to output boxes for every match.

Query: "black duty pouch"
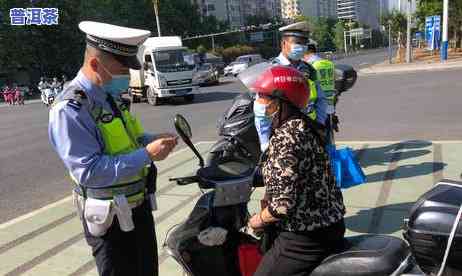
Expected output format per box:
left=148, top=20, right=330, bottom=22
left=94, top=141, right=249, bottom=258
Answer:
left=146, top=162, right=158, bottom=211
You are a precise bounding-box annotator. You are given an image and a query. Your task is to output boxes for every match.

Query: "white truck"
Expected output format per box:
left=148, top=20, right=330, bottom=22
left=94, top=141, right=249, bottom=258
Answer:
left=128, top=36, right=198, bottom=105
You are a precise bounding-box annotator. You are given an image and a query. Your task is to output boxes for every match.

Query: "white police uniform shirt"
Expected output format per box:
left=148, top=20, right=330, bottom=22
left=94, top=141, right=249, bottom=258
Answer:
left=273, top=53, right=329, bottom=124
left=48, top=71, right=154, bottom=188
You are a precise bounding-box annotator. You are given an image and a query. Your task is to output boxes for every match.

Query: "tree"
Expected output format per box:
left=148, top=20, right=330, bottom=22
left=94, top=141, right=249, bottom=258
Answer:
left=415, top=0, right=462, bottom=48
left=157, top=0, right=227, bottom=37
left=381, top=11, right=407, bottom=61
left=0, top=0, right=230, bottom=80
left=334, top=21, right=345, bottom=52
left=294, top=16, right=337, bottom=51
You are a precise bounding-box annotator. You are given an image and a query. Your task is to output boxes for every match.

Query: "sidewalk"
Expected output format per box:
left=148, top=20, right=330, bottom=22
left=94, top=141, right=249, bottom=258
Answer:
left=1, top=140, right=460, bottom=275
left=359, top=57, right=462, bottom=75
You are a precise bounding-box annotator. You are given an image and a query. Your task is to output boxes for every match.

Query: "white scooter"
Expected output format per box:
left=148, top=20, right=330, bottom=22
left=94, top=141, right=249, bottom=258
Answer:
left=40, top=87, right=57, bottom=107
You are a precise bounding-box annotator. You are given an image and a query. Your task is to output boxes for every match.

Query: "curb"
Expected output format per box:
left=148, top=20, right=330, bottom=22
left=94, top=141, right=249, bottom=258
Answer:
left=359, top=62, right=462, bottom=76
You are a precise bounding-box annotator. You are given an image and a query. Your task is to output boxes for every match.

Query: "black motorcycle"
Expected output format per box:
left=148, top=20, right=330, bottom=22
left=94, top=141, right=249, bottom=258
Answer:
left=206, top=63, right=358, bottom=167
left=165, top=114, right=462, bottom=276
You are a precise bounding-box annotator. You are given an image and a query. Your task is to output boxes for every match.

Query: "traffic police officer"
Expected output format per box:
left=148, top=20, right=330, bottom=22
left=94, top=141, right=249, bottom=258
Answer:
left=272, top=21, right=329, bottom=126
left=48, top=21, right=178, bottom=276
left=304, top=42, right=336, bottom=115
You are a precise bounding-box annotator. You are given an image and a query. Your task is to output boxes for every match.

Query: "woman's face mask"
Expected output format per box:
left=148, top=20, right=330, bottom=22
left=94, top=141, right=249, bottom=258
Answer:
left=253, top=96, right=279, bottom=152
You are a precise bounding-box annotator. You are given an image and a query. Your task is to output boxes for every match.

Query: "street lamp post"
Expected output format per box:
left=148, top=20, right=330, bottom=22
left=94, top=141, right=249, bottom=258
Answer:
left=388, top=21, right=392, bottom=64
left=441, top=0, right=449, bottom=61
left=153, top=0, right=161, bottom=37
left=405, top=0, right=412, bottom=63
left=344, top=30, right=348, bottom=55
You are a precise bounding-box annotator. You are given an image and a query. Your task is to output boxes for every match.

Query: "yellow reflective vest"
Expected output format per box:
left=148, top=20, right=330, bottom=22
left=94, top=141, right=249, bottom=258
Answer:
left=65, top=91, right=148, bottom=202
left=307, top=79, right=317, bottom=121
left=311, top=59, right=335, bottom=92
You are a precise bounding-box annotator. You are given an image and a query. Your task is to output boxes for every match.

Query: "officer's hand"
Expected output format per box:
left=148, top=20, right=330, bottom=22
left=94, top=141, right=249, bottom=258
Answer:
left=154, top=133, right=178, bottom=140
left=146, top=137, right=178, bottom=161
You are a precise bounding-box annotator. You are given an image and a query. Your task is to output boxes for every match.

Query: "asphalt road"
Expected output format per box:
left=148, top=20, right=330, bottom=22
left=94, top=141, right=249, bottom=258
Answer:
left=335, top=48, right=395, bottom=69
left=1, top=65, right=461, bottom=224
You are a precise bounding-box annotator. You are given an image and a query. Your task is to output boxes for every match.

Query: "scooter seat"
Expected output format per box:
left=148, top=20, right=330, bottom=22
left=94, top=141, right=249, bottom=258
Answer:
left=311, top=235, right=410, bottom=276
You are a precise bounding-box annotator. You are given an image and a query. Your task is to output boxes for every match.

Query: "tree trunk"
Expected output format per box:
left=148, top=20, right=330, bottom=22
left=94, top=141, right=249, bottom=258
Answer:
left=459, top=25, right=462, bottom=49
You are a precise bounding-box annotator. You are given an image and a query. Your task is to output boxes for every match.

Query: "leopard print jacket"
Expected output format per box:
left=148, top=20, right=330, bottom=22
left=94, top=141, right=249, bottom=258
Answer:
left=261, top=117, right=346, bottom=232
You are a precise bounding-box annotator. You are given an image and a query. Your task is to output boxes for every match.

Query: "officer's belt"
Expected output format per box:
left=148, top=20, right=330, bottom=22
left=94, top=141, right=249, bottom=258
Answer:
left=74, top=180, right=146, bottom=200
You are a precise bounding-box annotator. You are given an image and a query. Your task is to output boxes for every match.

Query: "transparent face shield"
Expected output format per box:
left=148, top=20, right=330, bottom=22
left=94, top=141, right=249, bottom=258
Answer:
left=236, top=62, right=274, bottom=94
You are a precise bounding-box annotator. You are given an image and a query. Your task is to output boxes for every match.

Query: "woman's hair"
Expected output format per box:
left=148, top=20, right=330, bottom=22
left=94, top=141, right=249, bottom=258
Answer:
left=273, top=98, right=304, bottom=129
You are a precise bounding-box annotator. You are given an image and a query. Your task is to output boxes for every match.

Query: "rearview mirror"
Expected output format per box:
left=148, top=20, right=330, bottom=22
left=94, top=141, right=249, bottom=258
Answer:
left=334, top=64, right=357, bottom=93
left=174, top=114, right=192, bottom=139
left=174, top=114, right=204, bottom=167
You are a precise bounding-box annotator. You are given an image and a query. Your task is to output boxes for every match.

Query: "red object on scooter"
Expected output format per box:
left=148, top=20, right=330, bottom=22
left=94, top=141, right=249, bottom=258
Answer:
left=238, top=243, right=263, bottom=276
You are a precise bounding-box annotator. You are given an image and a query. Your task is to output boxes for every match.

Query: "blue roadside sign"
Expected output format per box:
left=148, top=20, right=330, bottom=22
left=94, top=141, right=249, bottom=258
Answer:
left=425, top=15, right=441, bottom=50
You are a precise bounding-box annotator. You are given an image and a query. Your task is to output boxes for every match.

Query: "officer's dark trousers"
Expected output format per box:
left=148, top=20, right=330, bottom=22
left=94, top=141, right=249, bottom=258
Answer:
left=83, top=201, right=158, bottom=276
left=254, top=219, right=345, bottom=276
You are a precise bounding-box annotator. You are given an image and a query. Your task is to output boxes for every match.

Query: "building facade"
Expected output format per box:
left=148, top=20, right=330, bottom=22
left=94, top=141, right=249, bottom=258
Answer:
left=299, top=0, right=337, bottom=19
left=280, top=0, right=301, bottom=21
left=281, top=0, right=337, bottom=22
left=193, top=0, right=281, bottom=29
left=337, top=0, right=380, bottom=29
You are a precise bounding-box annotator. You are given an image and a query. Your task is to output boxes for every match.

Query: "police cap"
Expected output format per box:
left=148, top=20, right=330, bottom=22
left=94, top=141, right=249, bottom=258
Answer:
left=279, top=21, right=310, bottom=40
left=79, top=21, right=151, bottom=70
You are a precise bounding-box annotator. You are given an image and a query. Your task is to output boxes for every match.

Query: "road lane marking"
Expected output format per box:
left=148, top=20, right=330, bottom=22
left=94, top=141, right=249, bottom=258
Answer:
left=68, top=192, right=203, bottom=275
left=368, top=143, right=404, bottom=233
left=5, top=234, right=84, bottom=276
left=433, top=143, right=444, bottom=184
left=0, top=148, right=212, bottom=256
left=0, top=142, right=212, bottom=230
left=1, top=143, right=212, bottom=275
left=0, top=213, right=76, bottom=255
left=0, top=196, right=73, bottom=230
left=68, top=260, right=95, bottom=276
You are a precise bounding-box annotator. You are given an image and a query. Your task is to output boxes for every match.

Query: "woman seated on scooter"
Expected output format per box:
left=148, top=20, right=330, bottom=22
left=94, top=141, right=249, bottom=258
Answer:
left=243, top=64, right=346, bottom=276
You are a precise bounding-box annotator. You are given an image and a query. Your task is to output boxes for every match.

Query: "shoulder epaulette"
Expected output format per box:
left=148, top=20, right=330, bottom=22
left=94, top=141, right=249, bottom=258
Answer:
left=67, top=99, right=82, bottom=111
left=64, top=89, right=87, bottom=111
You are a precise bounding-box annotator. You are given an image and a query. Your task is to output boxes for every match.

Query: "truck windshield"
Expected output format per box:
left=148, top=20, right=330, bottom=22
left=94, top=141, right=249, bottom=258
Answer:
left=153, top=50, right=193, bottom=73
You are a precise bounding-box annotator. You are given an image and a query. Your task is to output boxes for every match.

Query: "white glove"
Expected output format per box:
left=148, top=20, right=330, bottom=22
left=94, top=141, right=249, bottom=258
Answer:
left=197, top=227, right=228, bottom=246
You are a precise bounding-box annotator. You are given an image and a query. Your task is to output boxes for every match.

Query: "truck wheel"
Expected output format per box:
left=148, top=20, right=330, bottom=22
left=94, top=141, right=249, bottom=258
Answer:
left=147, top=87, right=159, bottom=106
left=184, top=94, right=194, bottom=103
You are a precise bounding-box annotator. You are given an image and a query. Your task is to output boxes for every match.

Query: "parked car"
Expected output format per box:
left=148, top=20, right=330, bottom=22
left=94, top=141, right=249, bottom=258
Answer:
left=231, top=54, right=265, bottom=76
left=224, top=62, right=240, bottom=76
left=193, top=63, right=219, bottom=86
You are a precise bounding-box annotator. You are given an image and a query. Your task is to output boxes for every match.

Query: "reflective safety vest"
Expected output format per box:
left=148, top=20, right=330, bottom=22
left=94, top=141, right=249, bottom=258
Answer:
left=312, top=59, right=335, bottom=92
left=307, top=79, right=317, bottom=121
left=63, top=90, right=149, bottom=203
left=312, top=59, right=336, bottom=108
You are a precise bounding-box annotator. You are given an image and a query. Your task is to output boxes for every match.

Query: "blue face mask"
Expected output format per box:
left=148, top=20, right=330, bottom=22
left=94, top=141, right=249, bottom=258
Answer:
left=99, top=62, right=130, bottom=97
left=253, top=101, right=277, bottom=152
left=102, top=75, right=130, bottom=97
left=288, top=43, right=308, bottom=61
